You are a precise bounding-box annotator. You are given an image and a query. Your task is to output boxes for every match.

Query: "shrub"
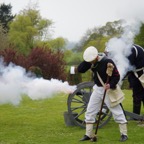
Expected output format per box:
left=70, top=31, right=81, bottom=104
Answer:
left=0, top=47, right=67, bottom=80
left=0, top=48, right=27, bottom=68
left=27, top=47, right=67, bottom=80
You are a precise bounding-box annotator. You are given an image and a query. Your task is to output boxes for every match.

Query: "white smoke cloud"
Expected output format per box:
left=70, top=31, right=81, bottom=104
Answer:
left=105, top=0, right=144, bottom=83
left=0, top=58, right=76, bottom=105
left=106, top=21, right=140, bottom=80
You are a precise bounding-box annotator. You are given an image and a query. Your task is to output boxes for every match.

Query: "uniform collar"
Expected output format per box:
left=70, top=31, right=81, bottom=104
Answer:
left=98, top=53, right=106, bottom=62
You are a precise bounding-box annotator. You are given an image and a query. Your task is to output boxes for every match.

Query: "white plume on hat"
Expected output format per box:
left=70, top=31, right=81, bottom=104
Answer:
left=83, top=46, right=98, bottom=62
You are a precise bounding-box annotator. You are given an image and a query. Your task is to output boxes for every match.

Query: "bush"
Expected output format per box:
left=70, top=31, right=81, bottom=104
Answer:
left=0, top=47, right=67, bottom=80
left=27, top=47, right=66, bottom=80
left=0, top=48, right=27, bottom=68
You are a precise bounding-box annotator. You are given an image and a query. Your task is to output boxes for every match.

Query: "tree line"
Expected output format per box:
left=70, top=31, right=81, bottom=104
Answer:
left=0, top=3, right=144, bottom=82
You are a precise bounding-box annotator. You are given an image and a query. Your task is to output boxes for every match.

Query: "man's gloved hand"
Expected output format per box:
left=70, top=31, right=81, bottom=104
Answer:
left=70, top=66, right=76, bottom=74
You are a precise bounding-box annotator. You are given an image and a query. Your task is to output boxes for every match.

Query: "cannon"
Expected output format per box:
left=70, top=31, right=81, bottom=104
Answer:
left=67, top=81, right=144, bottom=128
left=67, top=81, right=112, bottom=128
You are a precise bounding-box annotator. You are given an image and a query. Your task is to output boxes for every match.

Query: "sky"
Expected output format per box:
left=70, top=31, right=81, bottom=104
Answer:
left=1, top=0, right=144, bottom=42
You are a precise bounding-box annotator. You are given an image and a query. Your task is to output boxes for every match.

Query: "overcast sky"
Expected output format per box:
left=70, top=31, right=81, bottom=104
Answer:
left=1, top=0, right=144, bottom=42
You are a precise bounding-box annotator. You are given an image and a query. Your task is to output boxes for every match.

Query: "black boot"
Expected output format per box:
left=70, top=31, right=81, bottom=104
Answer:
left=120, top=134, right=128, bottom=142
left=80, top=135, right=91, bottom=141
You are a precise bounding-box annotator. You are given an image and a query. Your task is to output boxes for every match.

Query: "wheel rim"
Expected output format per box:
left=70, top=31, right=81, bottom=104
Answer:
left=67, top=82, right=112, bottom=128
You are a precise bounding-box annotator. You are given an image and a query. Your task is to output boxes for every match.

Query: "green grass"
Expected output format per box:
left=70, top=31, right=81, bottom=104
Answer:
left=0, top=90, right=144, bottom=144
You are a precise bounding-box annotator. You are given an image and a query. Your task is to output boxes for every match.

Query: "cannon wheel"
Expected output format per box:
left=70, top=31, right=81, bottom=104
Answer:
left=67, top=81, right=112, bottom=128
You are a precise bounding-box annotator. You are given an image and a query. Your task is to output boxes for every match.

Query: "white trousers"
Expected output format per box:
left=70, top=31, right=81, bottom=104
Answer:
left=85, top=85, right=127, bottom=124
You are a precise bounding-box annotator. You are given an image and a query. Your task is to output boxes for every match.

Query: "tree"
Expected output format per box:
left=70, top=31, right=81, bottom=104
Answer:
left=27, top=47, right=66, bottom=80
left=0, top=3, right=15, bottom=32
left=34, top=37, right=66, bottom=52
left=134, top=23, right=144, bottom=47
left=48, top=37, right=66, bottom=51
left=0, top=48, right=27, bottom=68
left=0, top=24, right=9, bottom=50
left=77, top=20, right=123, bottom=52
left=8, top=6, right=53, bottom=55
left=0, top=47, right=67, bottom=80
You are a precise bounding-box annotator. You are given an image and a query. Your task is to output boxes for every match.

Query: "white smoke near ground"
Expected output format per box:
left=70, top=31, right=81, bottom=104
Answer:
left=0, top=58, right=76, bottom=105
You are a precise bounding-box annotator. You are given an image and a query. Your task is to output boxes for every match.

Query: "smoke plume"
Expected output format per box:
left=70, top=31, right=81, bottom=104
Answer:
left=0, top=58, right=76, bottom=105
left=106, top=2, right=144, bottom=82
left=106, top=21, right=141, bottom=80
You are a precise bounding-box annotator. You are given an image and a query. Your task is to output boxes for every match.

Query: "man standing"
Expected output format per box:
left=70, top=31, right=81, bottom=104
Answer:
left=71, top=46, right=128, bottom=142
left=105, top=44, right=144, bottom=115
left=127, top=44, right=144, bottom=115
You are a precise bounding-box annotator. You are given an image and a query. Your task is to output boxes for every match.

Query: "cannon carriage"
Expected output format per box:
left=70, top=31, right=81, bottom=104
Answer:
left=67, top=81, right=144, bottom=128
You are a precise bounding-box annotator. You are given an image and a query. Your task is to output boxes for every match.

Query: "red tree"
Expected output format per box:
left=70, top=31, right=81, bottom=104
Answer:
left=0, top=47, right=67, bottom=80
left=27, top=47, right=66, bottom=80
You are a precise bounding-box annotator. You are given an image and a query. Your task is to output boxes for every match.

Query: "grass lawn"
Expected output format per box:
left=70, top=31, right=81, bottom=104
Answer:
left=0, top=90, right=144, bottom=144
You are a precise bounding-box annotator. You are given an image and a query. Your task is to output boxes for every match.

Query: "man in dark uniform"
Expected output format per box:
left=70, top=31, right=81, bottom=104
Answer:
left=105, top=44, right=144, bottom=115
left=71, top=46, right=128, bottom=142
left=127, top=44, right=144, bottom=115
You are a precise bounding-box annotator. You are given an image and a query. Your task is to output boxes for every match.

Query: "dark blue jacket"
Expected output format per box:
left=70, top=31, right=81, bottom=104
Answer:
left=128, top=44, right=144, bottom=77
left=77, top=56, right=120, bottom=89
left=127, top=44, right=144, bottom=96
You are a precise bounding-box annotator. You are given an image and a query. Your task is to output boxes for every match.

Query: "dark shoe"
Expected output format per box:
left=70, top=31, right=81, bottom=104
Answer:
left=120, top=134, right=128, bottom=142
left=80, top=135, right=91, bottom=141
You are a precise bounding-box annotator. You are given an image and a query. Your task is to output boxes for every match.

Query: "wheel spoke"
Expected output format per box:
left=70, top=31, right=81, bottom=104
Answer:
left=71, top=97, right=83, bottom=103
left=71, top=104, right=86, bottom=111
left=74, top=107, right=87, bottom=119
